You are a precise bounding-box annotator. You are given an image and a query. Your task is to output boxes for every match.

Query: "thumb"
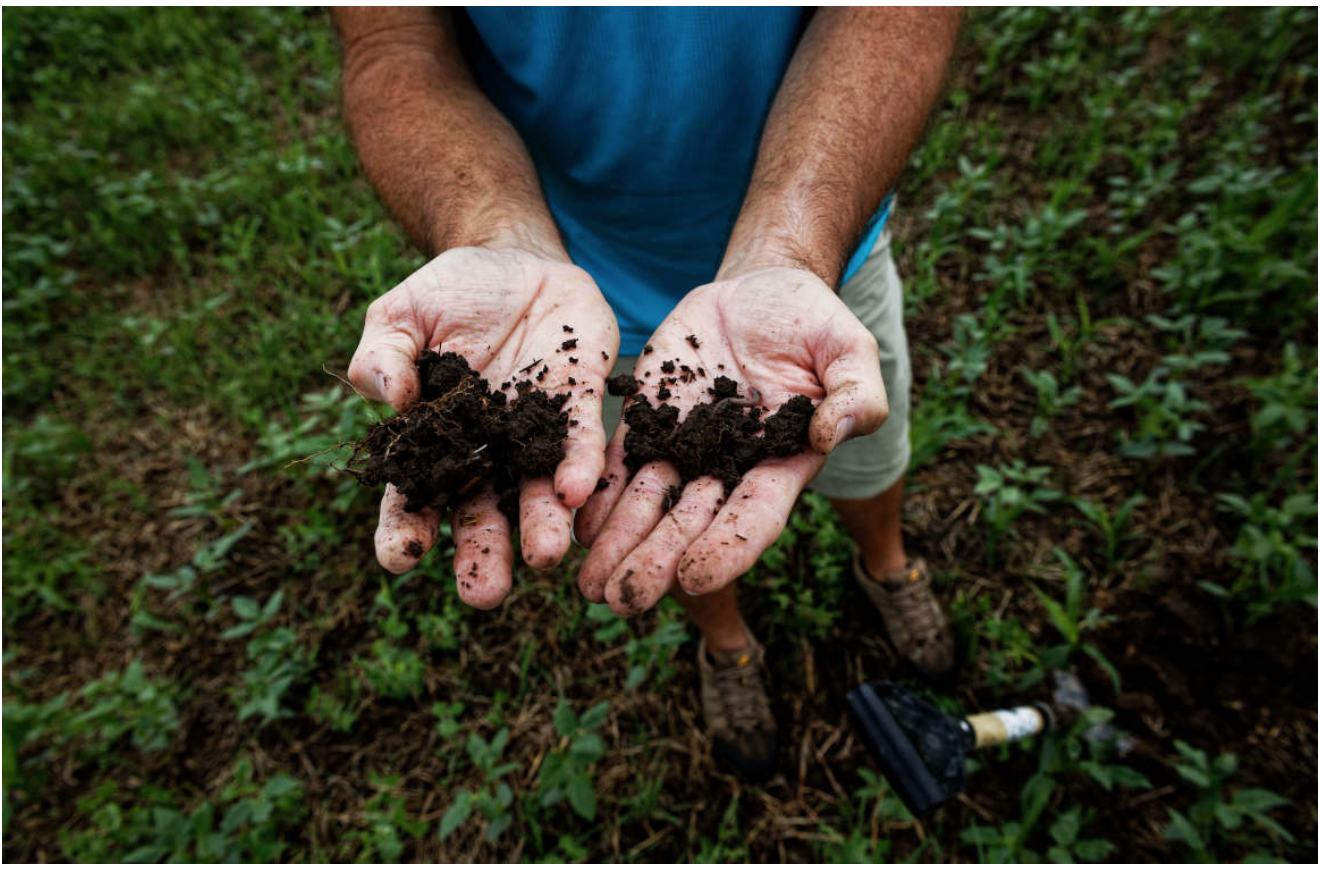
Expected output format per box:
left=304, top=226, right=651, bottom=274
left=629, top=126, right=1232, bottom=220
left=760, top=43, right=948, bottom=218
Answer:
left=808, top=339, right=888, bottom=455
left=347, top=300, right=424, bottom=413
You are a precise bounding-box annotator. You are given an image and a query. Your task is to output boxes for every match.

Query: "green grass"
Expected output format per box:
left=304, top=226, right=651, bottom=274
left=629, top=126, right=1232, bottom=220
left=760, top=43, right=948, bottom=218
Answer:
left=3, top=6, right=1316, bottom=863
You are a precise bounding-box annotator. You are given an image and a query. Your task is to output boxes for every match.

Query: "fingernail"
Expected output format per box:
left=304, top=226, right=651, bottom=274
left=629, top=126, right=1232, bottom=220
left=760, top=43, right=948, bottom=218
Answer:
left=832, top=416, right=856, bottom=449
left=375, top=372, right=388, bottom=399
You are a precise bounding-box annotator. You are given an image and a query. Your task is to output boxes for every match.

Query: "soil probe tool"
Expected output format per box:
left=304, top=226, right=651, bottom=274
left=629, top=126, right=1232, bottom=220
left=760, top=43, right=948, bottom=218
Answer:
left=846, top=671, right=1093, bottom=818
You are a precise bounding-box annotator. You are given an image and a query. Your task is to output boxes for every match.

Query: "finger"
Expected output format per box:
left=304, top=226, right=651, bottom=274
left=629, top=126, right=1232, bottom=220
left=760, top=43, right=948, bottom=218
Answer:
left=555, top=386, right=608, bottom=509
left=678, top=453, right=825, bottom=596
left=809, top=335, right=889, bottom=454
left=519, top=476, right=573, bottom=570
left=347, top=296, right=425, bottom=411
left=604, top=476, right=724, bottom=616
left=573, top=421, right=631, bottom=547
left=374, top=484, right=441, bottom=574
left=577, top=460, right=681, bottom=602
left=451, top=486, right=514, bottom=609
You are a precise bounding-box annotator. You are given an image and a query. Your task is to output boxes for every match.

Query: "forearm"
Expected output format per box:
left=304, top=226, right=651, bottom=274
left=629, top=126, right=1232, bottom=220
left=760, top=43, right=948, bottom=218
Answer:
left=334, top=7, right=564, bottom=260
left=718, top=7, right=962, bottom=286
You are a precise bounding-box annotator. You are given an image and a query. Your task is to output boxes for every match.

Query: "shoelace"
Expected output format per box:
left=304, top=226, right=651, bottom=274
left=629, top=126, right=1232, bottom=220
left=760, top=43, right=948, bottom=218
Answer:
left=714, top=657, right=765, bottom=731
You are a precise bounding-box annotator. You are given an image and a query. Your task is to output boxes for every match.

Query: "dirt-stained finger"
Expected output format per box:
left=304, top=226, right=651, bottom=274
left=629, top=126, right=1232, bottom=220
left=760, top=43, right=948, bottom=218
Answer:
left=375, top=484, right=441, bottom=574
left=554, top=387, right=608, bottom=509
left=577, top=460, right=681, bottom=602
left=573, top=424, right=632, bottom=547
left=519, top=476, right=573, bottom=570
left=603, top=476, right=724, bottom=616
left=677, top=452, right=825, bottom=595
left=451, top=486, right=514, bottom=609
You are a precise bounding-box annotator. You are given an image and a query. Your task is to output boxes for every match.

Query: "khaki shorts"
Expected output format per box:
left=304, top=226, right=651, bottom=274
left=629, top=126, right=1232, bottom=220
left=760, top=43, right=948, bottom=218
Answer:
left=600, top=227, right=911, bottom=501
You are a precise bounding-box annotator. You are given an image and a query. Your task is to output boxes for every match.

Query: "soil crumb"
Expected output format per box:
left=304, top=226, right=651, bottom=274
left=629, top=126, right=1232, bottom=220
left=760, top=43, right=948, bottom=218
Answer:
left=606, top=374, right=640, bottom=396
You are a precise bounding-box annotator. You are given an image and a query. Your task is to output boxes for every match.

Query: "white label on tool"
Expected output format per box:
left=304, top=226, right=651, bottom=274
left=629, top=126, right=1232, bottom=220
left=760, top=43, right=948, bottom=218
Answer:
left=993, top=706, right=1043, bottom=741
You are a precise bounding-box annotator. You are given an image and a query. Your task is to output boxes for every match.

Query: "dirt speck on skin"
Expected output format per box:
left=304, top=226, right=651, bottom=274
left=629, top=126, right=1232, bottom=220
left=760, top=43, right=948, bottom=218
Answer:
left=405, top=540, right=424, bottom=558
left=618, top=569, right=638, bottom=609
left=350, top=349, right=568, bottom=519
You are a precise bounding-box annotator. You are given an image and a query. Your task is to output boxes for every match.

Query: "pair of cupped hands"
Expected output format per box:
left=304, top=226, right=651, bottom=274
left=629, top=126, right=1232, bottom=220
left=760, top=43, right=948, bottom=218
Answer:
left=348, top=246, right=889, bottom=617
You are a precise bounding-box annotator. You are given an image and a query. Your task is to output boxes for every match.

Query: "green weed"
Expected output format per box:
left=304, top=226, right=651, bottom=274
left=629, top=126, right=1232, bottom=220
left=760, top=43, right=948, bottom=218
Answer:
left=973, top=460, right=1063, bottom=563
left=60, top=759, right=304, bottom=862
left=439, top=727, right=519, bottom=844
left=537, top=698, right=610, bottom=821
left=1163, top=740, right=1293, bottom=861
left=349, top=774, right=428, bottom=862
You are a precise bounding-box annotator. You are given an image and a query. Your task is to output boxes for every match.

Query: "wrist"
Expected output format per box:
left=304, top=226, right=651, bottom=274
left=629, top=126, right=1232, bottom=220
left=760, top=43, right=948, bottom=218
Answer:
left=435, top=202, right=570, bottom=264
left=716, top=236, right=836, bottom=287
left=716, top=197, right=849, bottom=288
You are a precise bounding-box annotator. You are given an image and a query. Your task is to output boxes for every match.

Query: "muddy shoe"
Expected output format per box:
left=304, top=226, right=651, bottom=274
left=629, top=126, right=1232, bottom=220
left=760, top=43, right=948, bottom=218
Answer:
left=853, top=549, right=955, bottom=681
left=698, top=634, right=778, bottom=781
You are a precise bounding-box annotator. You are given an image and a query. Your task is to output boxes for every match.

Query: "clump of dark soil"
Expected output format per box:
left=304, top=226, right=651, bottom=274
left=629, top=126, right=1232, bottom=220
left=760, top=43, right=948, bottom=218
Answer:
left=350, top=349, right=568, bottom=516
left=605, top=374, right=640, bottom=397
left=620, top=366, right=815, bottom=492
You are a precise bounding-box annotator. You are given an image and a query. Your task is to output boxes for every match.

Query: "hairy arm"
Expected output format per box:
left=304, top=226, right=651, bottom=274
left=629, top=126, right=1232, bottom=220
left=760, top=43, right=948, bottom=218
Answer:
left=575, top=8, right=962, bottom=611
left=333, top=7, right=564, bottom=260
left=718, top=6, right=962, bottom=285
left=335, top=9, right=620, bottom=603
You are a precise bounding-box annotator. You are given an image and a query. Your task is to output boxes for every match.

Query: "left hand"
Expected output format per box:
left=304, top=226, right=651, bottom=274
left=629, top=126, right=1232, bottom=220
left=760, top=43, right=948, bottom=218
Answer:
left=574, top=267, right=889, bottom=615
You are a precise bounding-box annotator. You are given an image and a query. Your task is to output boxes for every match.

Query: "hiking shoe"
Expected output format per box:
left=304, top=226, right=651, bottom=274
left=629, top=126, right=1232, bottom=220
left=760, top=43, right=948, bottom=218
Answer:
left=698, top=633, right=778, bottom=781
left=853, top=548, right=955, bottom=680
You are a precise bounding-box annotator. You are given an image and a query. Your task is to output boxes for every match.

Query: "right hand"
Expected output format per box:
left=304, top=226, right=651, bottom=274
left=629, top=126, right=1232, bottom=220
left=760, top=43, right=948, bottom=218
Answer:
left=348, top=246, right=619, bottom=608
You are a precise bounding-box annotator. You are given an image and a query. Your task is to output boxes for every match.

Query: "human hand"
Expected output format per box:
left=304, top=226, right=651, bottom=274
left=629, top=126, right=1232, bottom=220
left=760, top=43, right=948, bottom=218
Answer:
left=349, top=246, right=619, bottom=608
left=574, top=267, right=888, bottom=615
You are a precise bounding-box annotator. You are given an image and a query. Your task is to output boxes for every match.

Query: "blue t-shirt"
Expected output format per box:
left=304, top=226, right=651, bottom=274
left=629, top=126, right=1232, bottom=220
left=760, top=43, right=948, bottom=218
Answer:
left=461, top=7, right=890, bottom=353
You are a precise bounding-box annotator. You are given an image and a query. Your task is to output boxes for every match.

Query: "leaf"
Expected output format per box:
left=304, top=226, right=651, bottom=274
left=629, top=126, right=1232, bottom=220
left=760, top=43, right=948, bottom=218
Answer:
left=1020, top=772, right=1056, bottom=831
left=1214, top=803, right=1243, bottom=830
left=538, top=751, right=567, bottom=796
left=1049, top=808, right=1081, bottom=846
left=569, top=732, right=605, bottom=762
left=220, top=621, right=258, bottom=640
left=553, top=698, right=577, bottom=737
left=1074, top=838, right=1115, bottom=861
left=566, top=773, right=597, bottom=821
left=489, top=727, right=509, bottom=758
left=1163, top=808, right=1204, bottom=850
left=193, top=522, right=253, bottom=572
left=1245, top=810, right=1296, bottom=844
left=1232, top=788, right=1288, bottom=813
left=261, top=589, right=284, bottom=620
left=1081, top=643, right=1122, bottom=693
left=485, top=812, right=512, bottom=843
left=1031, top=585, right=1078, bottom=644
left=438, top=792, right=473, bottom=840
left=231, top=597, right=261, bottom=621
left=579, top=700, right=609, bottom=731
left=464, top=732, right=488, bottom=766
left=1104, top=765, right=1152, bottom=791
